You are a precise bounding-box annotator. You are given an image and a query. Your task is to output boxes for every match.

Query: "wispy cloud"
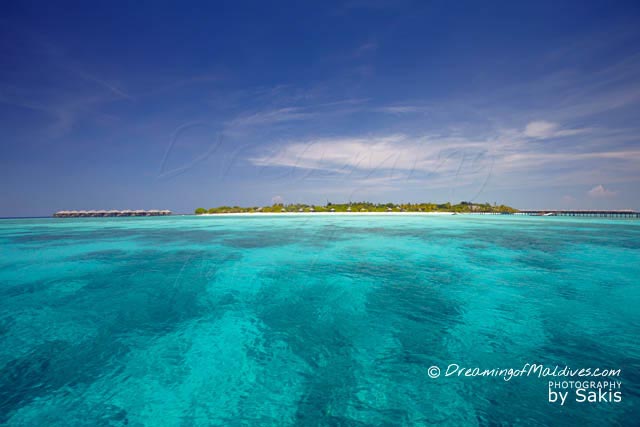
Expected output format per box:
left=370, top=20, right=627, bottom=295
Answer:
left=373, top=105, right=427, bottom=114
left=227, top=107, right=313, bottom=128
left=224, top=97, right=370, bottom=132
left=0, top=27, right=133, bottom=138
left=354, top=42, right=378, bottom=57
left=249, top=133, right=494, bottom=184
left=521, top=120, right=590, bottom=139
left=0, top=87, right=108, bottom=137
left=251, top=134, right=413, bottom=172
left=245, top=117, right=640, bottom=198
left=69, top=67, right=133, bottom=100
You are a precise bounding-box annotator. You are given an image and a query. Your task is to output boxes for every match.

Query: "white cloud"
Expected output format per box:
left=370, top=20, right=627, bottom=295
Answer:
left=246, top=133, right=503, bottom=198
left=246, top=127, right=640, bottom=197
left=374, top=105, right=426, bottom=114
left=500, top=149, right=640, bottom=169
left=249, top=134, right=491, bottom=176
left=523, top=121, right=558, bottom=138
left=522, top=121, right=589, bottom=139
left=587, top=184, right=617, bottom=198
left=251, top=134, right=411, bottom=172
left=227, top=107, right=312, bottom=128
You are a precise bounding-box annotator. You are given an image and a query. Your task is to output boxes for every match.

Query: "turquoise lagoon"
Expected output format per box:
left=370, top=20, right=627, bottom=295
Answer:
left=0, top=215, right=639, bottom=426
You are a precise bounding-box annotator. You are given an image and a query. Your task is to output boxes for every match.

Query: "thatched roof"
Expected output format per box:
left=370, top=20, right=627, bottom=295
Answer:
left=53, top=208, right=171, bottom=217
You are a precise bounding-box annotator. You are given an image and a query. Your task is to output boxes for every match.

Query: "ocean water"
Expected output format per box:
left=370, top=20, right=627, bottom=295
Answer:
left=0, top=215, right=638, bottom=426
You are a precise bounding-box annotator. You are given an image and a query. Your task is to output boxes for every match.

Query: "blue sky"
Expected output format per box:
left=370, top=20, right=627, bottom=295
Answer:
left=1, top=0, right=640, bottom=216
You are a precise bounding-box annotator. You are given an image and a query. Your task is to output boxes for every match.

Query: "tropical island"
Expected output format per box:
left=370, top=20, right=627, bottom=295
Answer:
left=194, top=201, right=518, bottom=215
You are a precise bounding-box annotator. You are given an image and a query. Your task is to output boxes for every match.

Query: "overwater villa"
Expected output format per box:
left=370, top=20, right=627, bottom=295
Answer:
left=54, top=209, right=172, bottom=218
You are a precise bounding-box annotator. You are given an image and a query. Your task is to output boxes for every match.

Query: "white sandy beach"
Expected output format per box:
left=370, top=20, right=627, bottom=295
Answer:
left=196, top=211, right=458, bottom=217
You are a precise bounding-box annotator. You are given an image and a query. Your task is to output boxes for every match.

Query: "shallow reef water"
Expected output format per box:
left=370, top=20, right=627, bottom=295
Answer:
left=0, top=215, right=638, bottom=426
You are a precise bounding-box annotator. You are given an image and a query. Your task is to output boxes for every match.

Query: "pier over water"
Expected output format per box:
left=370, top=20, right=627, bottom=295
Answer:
left=516, top=210, right=639, bottom=218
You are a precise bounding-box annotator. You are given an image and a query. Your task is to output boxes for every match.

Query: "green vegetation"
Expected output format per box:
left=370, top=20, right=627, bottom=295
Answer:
left=194, top=201, right=518, bottom=214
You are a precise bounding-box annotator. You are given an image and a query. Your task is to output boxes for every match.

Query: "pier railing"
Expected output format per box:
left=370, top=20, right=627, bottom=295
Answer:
left=515, top=210, right=639, bottom=218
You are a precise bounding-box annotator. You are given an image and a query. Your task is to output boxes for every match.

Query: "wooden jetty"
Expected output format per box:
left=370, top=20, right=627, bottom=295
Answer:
left=53, top=209, right=172, bottom=218
left=515, top=210, right=639, bottom=218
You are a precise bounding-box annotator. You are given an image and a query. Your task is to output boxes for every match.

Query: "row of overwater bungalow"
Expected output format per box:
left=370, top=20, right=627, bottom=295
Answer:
left=54, top=210, right=171, bottom=218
